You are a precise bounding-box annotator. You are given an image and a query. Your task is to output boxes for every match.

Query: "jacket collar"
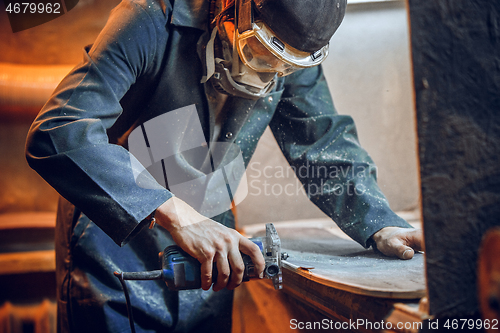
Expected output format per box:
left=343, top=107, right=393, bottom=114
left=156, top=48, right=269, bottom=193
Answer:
left=170, top=0, right=209, bottom=31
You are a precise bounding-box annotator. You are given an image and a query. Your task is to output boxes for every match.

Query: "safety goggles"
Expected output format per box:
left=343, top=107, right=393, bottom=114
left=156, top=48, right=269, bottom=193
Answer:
left=235, top=0, right=329, bottom=77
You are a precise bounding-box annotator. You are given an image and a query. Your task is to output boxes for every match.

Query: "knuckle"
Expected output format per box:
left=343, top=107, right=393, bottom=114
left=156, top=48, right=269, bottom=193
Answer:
left=222, top=233, right=235, bottom=245
left=201, top=246, right=215, bottom=259
left=232, top=263, right=244, bottom=275
left=249, top=243, right=259, bottom=253
left=253, top=245, right=263, bottom=256
left=214, top=241, right=226, bottom=253
left=219, top=269, right=230, bottom=279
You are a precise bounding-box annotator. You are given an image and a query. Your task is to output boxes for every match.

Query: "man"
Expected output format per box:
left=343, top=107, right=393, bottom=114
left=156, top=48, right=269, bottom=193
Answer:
left=26, top=0, right=422, bottom=332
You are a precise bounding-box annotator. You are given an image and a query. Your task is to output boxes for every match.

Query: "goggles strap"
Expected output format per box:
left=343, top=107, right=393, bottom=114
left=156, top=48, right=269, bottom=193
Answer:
left=237, top=0, right=252, bottom=34
left=232, top=0, right=239, bottom=77
left=201, top=27, right=219, bottom=83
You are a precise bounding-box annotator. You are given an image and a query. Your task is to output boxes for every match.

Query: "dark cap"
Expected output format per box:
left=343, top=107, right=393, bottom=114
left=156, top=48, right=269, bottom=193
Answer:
left=252, top=0, right=347, bottom=53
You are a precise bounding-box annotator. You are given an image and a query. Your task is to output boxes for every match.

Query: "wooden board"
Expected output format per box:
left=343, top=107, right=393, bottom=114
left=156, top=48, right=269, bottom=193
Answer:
left=244, top=214, right=425, bottom=300
left=0, top=212, right=56, bottom=275
left=0, top=250, right=55, bottom=275
left=0, top=212, right=56, bottom=253
left=0, top=212, right=56, bottom=230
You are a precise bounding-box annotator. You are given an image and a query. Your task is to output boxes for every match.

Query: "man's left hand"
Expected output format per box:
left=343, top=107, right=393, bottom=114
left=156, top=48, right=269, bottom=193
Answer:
left=371, top=227, right=424, bottom=260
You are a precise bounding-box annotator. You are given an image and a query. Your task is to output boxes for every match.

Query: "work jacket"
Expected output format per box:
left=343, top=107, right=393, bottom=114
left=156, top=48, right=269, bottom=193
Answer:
left=26, top=0, right=412, bottom=332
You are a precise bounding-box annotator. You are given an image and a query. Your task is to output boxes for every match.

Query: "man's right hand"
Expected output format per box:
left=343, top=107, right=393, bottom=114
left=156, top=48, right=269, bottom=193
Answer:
left=154, top=197, right=265, bottom=292
left=371, top=227, right=423, bottom=260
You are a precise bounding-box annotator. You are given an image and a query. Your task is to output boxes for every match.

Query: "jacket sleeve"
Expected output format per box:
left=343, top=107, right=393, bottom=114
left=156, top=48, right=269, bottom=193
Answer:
left=25, top=0, right=172, bottom=246
left=269, top=65, right=412, bottom=248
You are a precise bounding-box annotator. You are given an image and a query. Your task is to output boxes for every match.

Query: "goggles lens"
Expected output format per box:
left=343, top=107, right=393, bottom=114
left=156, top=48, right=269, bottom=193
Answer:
left=237, top=22, right=329, bottom=76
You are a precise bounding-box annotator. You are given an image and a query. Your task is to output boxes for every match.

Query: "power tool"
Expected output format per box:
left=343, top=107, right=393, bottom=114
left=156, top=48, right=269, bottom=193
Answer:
left=114, top=222, right=287, bottom=290
left=114, top=223, right=288, bottom=332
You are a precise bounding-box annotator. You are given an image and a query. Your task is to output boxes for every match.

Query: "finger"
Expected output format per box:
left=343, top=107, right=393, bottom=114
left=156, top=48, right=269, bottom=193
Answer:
left=239, top=237, right=265, bottom=277
left=387, top=235, right=415, bottom=260
left=399, top=246, right=415, bottom=260
left=226, top=248, right=245, bottom=290
left=377, top=236, right=411, bottom=259
left=404, top=229, right=424, bottom=252
left=213, top=252, right=230, bottom=292
left=200, top=257, right=214, bottom=291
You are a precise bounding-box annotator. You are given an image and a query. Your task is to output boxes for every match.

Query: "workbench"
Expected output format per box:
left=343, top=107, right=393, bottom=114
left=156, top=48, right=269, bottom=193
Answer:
left=235, top=213, right=426, bottom=333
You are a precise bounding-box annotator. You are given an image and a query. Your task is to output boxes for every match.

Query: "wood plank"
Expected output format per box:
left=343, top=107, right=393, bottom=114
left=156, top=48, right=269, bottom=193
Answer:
left=233, top=279, right=298, bottom=333
left=0, top=212, right=56, bottom=253
left=0, top=212, right=56, bottom=230
left=0, top=250, right=55, bottom=275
